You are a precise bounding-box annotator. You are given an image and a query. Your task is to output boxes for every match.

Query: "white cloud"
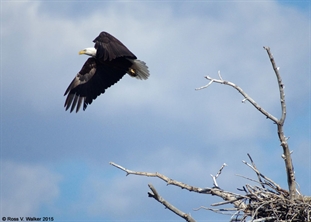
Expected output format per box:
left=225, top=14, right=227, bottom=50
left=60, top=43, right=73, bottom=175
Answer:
left=2, top=1, right=309, bottom=118
left=1, top=161, right=61, bottom=216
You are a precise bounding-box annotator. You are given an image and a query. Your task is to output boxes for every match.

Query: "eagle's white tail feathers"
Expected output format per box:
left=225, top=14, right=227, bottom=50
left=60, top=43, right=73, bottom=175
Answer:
left=128, top=59, right=150, bottom=80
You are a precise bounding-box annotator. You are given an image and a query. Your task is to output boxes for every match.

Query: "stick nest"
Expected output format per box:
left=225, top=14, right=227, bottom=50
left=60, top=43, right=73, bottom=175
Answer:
left=238, top=181, right=311, bottom=221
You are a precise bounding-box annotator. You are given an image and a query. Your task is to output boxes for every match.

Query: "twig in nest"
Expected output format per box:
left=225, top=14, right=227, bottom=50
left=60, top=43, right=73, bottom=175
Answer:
left=247, top=154, right=265, bottom=189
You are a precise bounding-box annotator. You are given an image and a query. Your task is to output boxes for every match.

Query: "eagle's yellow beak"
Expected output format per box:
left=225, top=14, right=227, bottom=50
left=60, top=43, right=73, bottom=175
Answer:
left=78, top=50, right=86, bottom=55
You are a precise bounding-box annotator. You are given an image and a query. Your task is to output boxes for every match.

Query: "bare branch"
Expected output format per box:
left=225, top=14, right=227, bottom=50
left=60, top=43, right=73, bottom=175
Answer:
left=110, top=158, right=310, bottom=221
left=211, top=163, right=227, bottom=187
left=110, top=161, right=248, bottom=210
left=195, top=77, right=214, bottom=90
left=247, top=154, right=265, bottom=189
left=211, top=197, right=244, bottom=207
left=196, top=72, right=279, bottom=124
left=242, top=159, right=288, bottom=196
left=148, top=184, right=196, bottom=222
left=252, top=216, right=277, bottom=221
left=263, top=46, right=296, bottom=200
left=109, top=162, right=204, bottom=192
left=193, top=206, right=238, bottom=214
left=215, top=163, right=227, bottom=179
left=263, top=46, right=286, bottom=125
left=196, top=47, right=297, bottom=199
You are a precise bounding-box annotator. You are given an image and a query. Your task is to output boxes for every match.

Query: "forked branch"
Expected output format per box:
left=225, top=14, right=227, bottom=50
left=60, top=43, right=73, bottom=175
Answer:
left=109, top=47, right=305, bottom=221
left=110, top=156, right=310, bottom=221
left=195, top=71, right=279, bottom=124
left=110, top=161, right=248, bottom=221
left=263, top=47, right=296, bottom=200
left=196, top=46, right=296, bottom=199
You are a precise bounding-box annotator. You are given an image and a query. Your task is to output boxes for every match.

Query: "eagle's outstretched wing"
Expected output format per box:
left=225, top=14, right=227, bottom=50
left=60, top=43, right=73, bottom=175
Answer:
left=64, top=57, right=131, bottom=112
left=93, top=32, right=137, bottom=61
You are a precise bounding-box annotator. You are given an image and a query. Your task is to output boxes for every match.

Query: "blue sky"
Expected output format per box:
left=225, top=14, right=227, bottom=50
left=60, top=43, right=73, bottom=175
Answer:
left=1, top=0, right=310, bottom=221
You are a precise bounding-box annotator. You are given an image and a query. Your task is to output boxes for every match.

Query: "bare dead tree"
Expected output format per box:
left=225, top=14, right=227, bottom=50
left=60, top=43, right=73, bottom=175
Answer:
left=196, top=47, right=296, bottom=200
left=110, top=47, right=311, bottom=221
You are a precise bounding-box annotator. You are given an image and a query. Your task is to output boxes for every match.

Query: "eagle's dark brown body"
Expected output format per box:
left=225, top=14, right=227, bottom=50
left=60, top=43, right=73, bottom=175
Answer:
left=64, top=32, right=149, bottom=113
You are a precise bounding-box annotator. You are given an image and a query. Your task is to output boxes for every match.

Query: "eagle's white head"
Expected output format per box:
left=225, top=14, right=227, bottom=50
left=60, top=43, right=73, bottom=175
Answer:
left=79, top=47, right=97, bottom=57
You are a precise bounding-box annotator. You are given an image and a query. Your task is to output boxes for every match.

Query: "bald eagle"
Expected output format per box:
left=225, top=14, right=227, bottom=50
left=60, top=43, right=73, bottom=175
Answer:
left=64, top=31, right=150, bottom=113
